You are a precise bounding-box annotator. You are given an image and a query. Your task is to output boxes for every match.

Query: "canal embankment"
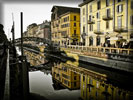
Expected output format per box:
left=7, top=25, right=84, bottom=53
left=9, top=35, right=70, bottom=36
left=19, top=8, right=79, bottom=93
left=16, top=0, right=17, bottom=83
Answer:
left=20, top=45, right=133, bottom=73
left=59, top=46, right=133, bottom=73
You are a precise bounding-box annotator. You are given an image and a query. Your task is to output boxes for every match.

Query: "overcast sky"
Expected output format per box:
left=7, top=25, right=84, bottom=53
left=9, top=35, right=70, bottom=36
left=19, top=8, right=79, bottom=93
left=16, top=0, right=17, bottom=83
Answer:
left=1, top=0, right=82, bottom=39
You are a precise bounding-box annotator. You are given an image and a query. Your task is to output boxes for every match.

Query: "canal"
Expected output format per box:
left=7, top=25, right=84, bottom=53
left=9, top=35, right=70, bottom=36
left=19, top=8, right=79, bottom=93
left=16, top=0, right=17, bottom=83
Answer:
left=21, top=48, right=133, bottom=100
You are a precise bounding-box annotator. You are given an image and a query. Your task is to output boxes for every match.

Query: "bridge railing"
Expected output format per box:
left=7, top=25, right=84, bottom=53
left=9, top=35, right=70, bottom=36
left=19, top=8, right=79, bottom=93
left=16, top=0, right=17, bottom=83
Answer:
left=64, top=45, right=133, bottom=55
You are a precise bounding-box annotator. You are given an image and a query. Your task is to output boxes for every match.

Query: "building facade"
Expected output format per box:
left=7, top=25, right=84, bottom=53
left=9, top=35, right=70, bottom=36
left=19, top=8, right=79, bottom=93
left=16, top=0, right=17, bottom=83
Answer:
left=51, top=6, right=80, bottom=46
left=24, top=21, right=51, bottom=40
left=36, top=20, right=51, bottom=40
left=79, top=0, right=133, bottom=47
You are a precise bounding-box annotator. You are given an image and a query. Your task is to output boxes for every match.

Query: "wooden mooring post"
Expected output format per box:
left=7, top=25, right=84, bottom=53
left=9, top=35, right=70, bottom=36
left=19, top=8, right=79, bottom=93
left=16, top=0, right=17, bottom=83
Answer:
left=20, top=12, right=29, bottom=100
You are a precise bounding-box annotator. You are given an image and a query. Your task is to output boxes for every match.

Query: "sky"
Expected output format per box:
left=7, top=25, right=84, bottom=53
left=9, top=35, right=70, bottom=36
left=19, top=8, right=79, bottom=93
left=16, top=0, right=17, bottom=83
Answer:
left=1, top=0, right=82, bottom=39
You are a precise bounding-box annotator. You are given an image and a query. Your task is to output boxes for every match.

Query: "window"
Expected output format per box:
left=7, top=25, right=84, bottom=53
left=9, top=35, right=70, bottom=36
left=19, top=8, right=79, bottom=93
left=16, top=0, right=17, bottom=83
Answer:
left=130, top=33, right=133, bottom=38
left=83, top=76, right=85, bottom=81
left=74, top=76, right=77, bottom=80
left=68, top=16, right=69, bottom=21
left=107, top=9, right=110, bottom=17
left=97, top=12, right=100, bottom=19
left=97, top=21, right=100, bottom=31
left=106, top=21, right=109, bottom=29
left=89, top=78, right=93, bottom=85
left=90, top=5, right=92, bottom=13
left=131, top=1, right=133, bottom=9
left=83, top=17, right=85, bottom=22
left=89, top=25, right=93, bottom=31
left=74, top=16, right=76, bottom=21
left=83, top=26, right=85, bottom=33
left=74, top=82, right=77, bottom=87
left=117, top=0, right=122, bottom=2
left=117, top=4, right=123, bottom=13
left=89, top=36, right=93, bottom=46
left=117, top=16, right=122, bottom=28
left=130, top=15, right=133, bottom=25
left=106, top=0, right=109, bottom=6
left=74, top=30, right=76, bottom=34
left=74, top=23, right=76, bottom=27
left=83, top=8, right=85, bottom=15
left=89, top=15, right=92, bottom=21
left=97, top=0, right=101, bottom=10
left=96, top=36, right=100, bottom=46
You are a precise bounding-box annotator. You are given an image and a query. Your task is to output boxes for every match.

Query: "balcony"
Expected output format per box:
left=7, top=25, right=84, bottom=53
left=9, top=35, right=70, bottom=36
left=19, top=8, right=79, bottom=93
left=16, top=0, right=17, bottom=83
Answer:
left=114, top=26, right=128, bottom=33
left=94, top=30, right=104, bottom=35
left=102, top=15, right=113, bottom=21
left=72, top=34, right=78, bottom=38
left=88, top=20, right=95, bottom=24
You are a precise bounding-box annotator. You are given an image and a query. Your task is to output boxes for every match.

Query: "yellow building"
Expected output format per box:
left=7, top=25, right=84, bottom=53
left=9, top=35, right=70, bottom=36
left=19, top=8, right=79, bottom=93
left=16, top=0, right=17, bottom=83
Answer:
left=52, top=63, right=80, bottom=90
left=51, top=6, right=80, bottom=46
left=79, top=0, right=133, bottom=48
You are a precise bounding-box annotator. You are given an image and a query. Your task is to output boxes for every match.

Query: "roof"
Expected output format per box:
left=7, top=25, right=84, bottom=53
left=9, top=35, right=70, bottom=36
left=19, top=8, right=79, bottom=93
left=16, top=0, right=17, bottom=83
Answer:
left=51, top=6, right=80, bottom=17
left=79, top=0, right=94, bottom=7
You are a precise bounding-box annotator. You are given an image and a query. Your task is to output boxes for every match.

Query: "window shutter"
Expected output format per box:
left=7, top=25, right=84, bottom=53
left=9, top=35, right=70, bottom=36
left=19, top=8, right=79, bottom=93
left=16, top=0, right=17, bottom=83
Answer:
left=131, top=16, right=133, bottom=25
left=99, top=12, right=100, bottom=18
left=117, top=6, right=119, bottom=13
left=121, top=4, right=123, bottom=12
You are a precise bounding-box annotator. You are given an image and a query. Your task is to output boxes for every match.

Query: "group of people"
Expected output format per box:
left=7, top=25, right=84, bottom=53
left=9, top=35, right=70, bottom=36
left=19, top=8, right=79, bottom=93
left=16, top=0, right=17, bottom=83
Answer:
left=102, top=41, right=132, bottom=49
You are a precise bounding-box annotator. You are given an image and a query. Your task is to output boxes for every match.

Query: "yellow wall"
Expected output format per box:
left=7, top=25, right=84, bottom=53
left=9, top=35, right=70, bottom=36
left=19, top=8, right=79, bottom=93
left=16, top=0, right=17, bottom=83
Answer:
left=51, top=11, right=80, bottom=46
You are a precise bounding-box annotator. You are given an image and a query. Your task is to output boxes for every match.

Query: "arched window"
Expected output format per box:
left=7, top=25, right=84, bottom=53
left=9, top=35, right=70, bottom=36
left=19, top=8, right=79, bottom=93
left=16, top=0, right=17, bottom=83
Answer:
left=96, top=36, right=100, bottom=46
left=89, top=36, right=93, bottom=46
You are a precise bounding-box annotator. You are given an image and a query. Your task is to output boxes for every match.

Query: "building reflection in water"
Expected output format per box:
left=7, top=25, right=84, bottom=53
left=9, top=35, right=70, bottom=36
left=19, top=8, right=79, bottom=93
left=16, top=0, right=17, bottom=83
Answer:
left=52, top=62, right=80, bottom=90
left=24, top=50, right=46, bottom=66
left=52, top=62, right=133, bottom=100
left=23, top=49, right=133, bottom=100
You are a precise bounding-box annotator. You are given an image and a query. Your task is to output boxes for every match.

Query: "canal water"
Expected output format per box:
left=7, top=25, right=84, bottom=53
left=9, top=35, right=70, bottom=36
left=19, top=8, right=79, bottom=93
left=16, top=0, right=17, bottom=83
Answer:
left=22, top=48, right=133, bottom=100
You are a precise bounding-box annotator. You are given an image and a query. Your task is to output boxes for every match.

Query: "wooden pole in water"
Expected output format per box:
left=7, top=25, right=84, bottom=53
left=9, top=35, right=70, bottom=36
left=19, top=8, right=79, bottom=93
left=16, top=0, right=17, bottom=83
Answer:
left=21, top=12, right=23, bottom=56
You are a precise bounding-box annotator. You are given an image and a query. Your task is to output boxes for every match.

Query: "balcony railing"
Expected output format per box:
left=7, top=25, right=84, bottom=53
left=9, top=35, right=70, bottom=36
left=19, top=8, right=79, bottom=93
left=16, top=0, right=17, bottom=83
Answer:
left=88, top=20, right=95, bottom=24
left=94, top=30, right=104, bottom=35
left=72, top=34, right=79, bottom=38
left=114, top=26, right=128, bottom=33
left=102, top=15, right=113, bottom=21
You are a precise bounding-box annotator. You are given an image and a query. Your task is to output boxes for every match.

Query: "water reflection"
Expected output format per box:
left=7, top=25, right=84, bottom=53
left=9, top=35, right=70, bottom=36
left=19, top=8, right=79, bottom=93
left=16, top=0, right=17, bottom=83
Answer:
left=24, top=50, right=46, bottom=66
left=24, top=49, right=133, bottom=100
left=52, top=63, right=80, bottom=90
left=29, top=71, right=80, bottom=100
left=52, top=63, right=133, bottom=100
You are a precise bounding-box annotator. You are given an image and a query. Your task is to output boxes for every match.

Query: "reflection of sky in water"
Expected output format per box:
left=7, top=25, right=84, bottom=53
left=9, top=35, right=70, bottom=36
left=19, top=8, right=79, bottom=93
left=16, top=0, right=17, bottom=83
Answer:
left=29, top=71, right=80, bottom=100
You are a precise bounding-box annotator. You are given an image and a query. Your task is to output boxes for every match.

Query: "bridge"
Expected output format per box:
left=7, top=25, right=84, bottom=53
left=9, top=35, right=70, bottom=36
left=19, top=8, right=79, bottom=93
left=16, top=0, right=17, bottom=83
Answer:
left=15, top=37, right=52, bottom=45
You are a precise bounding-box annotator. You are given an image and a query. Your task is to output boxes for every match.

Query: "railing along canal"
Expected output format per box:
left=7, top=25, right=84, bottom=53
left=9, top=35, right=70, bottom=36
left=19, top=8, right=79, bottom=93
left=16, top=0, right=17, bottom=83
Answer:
left=65, top=45, right=133, bottom=55
left=60, top=45, right=133, bottom=63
